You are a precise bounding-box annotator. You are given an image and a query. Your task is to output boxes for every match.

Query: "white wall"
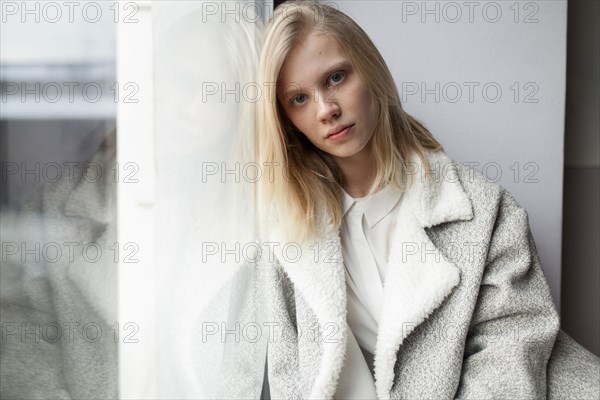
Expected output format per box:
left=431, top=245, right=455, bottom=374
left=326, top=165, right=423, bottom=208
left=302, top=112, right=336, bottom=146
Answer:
left=333, top=0, right=567, bottom=310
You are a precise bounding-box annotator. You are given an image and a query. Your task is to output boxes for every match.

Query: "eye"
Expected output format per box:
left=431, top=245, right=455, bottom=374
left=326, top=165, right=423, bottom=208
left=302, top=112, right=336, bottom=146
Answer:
left=328, top=71, right=346, bottom=86
left=290, top=94, right=307, bottom=106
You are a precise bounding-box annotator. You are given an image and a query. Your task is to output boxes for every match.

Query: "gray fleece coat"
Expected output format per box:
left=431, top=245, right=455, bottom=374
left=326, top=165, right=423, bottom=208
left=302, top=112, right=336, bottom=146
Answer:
left=263, top=150, right=600, bottom=399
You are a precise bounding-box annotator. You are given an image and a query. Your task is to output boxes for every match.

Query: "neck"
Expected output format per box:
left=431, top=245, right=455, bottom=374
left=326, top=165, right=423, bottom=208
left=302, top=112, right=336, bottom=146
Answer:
left=332, top=148, right=376, bottom=198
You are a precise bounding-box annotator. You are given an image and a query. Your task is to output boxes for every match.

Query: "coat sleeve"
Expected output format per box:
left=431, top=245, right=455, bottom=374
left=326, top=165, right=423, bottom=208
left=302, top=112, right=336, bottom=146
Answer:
left=455, top=188, right=560, bottom=399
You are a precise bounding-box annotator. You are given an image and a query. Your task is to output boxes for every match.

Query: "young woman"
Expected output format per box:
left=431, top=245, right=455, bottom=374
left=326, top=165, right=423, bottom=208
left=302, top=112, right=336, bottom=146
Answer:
left=255, top=1, right=599, bottom=399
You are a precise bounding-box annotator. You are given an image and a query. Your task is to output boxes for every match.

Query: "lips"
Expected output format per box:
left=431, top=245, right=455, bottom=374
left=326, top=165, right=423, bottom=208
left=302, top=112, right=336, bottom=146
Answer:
left=326, top=124, right=354, bottom=138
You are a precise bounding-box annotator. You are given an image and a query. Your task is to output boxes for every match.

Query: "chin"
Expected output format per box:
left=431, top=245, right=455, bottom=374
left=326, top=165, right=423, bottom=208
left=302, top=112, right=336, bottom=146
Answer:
left=329, top=149, right=360, bottom=159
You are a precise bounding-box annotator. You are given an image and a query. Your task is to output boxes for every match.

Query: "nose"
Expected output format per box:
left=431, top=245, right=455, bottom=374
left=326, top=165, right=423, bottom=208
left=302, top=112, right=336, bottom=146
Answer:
left=316, top=89, right=340, bottom=122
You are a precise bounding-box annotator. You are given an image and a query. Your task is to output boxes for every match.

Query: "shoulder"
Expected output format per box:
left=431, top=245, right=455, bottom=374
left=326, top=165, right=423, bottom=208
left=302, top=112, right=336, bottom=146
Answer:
left=418, top=150, right=532, bottom=242
left=449, top=156, right=529, bottom=223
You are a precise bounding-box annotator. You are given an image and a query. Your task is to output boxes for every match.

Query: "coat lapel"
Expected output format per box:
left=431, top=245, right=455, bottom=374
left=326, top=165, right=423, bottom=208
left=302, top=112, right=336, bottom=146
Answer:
left=374, top=150, right=473, bottom=399
left=268, top=217, right=347, bottom=399
left=269, top=150, right=473, bottom=399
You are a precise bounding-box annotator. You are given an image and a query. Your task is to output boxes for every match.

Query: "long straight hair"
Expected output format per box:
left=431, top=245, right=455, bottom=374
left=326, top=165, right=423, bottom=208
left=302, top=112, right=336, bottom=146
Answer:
left=257, top=0, right=443, bottom=244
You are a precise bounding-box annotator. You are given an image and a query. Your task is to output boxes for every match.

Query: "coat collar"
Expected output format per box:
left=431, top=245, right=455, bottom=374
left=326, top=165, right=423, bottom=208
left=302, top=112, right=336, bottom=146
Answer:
left=268, top=149, right=473, bottom=399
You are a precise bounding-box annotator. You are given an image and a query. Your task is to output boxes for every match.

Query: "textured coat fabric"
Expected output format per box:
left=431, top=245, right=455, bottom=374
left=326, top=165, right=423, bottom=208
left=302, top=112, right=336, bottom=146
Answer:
left=263, top=149, right=600, bottom=399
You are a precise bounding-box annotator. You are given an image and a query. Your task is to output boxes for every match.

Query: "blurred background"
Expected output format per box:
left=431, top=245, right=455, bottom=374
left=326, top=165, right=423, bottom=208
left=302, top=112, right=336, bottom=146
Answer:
left=1, top=0, right=598, bottom=398
left=1, top=1, right=119, bottom=398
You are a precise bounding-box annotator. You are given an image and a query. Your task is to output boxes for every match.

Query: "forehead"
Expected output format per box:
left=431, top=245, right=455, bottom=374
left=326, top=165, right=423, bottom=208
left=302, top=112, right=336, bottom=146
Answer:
left=277, top=32, right=349, bottom=94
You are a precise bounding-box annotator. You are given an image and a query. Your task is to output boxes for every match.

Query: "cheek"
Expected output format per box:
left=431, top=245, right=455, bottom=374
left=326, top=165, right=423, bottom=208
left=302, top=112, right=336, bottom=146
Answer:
left=289, top=110, right=315, bottom=136
left=280, top=105, right=302, bottom=131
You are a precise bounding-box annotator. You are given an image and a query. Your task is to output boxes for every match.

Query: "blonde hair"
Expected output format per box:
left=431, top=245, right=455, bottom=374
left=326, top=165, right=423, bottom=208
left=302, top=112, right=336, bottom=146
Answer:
left=257, top=0, right=443, bottom=244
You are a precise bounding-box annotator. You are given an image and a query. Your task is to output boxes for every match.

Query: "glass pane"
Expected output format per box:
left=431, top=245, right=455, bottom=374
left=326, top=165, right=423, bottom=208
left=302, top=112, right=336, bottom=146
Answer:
left=1, top=2, right=117, bottom=398
left=144, top=1, right=266, bottom=398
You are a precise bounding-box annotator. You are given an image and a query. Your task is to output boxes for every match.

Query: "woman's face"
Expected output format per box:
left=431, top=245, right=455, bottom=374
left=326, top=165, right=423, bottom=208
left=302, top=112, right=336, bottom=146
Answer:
left=277, top=32, right=378, bottom=163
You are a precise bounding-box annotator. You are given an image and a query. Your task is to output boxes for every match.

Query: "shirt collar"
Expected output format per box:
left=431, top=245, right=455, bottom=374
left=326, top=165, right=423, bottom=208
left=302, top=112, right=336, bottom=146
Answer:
left=341, top=184, right=403, bottom=229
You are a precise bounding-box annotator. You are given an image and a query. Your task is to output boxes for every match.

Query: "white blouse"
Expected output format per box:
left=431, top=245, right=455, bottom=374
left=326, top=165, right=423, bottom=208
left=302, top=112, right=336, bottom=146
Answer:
left=339, top=183, right=404, bottom=372
left=333, top=184, right=405, bottom=398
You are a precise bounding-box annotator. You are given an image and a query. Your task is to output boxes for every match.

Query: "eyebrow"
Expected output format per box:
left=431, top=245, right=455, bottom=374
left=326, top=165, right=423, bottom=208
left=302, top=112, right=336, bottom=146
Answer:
left=281, top=60, right=353, bottom=99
